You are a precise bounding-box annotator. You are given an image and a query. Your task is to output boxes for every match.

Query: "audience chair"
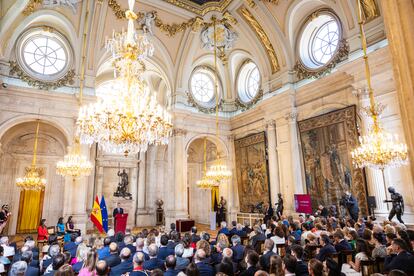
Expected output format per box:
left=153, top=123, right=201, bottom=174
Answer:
left=360, top=259, right=375, bottom=276
left=338, top=249, right=354, bottom=267
left=374, top=257, right=385, bottom=273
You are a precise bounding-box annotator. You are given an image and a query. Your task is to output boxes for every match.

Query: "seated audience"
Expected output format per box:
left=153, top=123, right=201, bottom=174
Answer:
left=164, top=255, right=179, bottom=276
left=10, top=261, right=27, bottom=276
left=143, top=244, right=164, bottom=271
left=110, top=247, right=133, bottom=275
left=385, top=238, right=414, bottom=274
left=42, top=244, right=61, bottom=274
left=308, top=259, right=323, bottom=276
left=175, top=243, right=189, bottom=271
left=191, top=226, right=201, bottom=243
left=98, top=237, right=111, bottom=260
left=333, top=231, right=352, bottom=252
left=56, top=264, right=75, bottom=276
left=72, top=243, right=89, bottom=273
left=283, top=254, right=297, bottom=276
left=291, top=244, right=309, bottom=276
left=342, top=239, right=370, bottom=274
left=315, top=235, right=336, bottom=262
left=66, top=216, right=81, bottom=236
left=57, top=217, right=65, bottom=236
left=159, top=234, right=174, bottom=260
left=372, top=232, right=387, bottom=259
left=194, top=249, right=214, bottom=276
left=96, top=260, right=110, bottom=276
left=240, top=250, right=259, bottom=276
left=21, top=251, right=39, bottom=276
left=268, top=255, right=283, bottom=276
left=259, top=239, right=276, bottom=271
left=79, top=249, right=98, bottom=276
left=104, top=242, right=121, bottom=268
left=44, top=253, right=65, bottom=275
left=231, top=235, right=245, bottom=263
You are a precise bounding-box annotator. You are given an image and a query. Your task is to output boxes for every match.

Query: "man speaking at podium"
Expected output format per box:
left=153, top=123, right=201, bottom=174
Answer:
left=113, top=203, right=124, bottom=230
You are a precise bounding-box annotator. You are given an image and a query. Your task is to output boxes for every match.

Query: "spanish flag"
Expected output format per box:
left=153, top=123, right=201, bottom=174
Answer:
left=91, top=196, right=104, bottom=233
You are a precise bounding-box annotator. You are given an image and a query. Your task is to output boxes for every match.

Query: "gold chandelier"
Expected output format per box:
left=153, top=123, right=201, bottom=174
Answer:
left=206, top=19, right=232, bottom=183
left=76, top=0, right=172, bottom=156
left=351, top=0, right=408, bottom=171
left=56, top=138, right=92, bottom=181
left=197, top=137, right=219, bottom=189
left=16, top=121, right=47, bottom=190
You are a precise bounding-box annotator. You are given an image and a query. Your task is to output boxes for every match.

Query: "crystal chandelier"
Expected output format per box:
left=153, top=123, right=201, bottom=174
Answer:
left=76, top=0, right=172, bottom=156
left=206, top=19, right=232, bottom=183
left=56, top=138, right=92, bottom=180
left=16, top=121, right=47, bottom=191
left=351, top=0, right=408, bottom=171
left=197, top=137, right=219, bottom=189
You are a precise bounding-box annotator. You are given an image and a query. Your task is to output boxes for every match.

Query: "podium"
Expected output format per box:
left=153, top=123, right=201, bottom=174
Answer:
left=115, top=213, right=128, bottom=234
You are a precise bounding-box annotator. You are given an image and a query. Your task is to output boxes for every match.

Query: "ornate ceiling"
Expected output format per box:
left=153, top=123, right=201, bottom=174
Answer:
left=162, top=0, right=233, bottom=15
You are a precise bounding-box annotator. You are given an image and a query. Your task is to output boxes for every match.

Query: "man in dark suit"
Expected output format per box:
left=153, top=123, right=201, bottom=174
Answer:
left=124, top=235, right=136, bottom=256
left=239, top=251, right=259, bottom=276
left=344, top=191, right=359, bottom=221
left=218, top=221, right=230, bottom=236
left=230, top=235, right=245, bottom=263
left=110, top=247, right=133, bottom=275
left=130, top=252, right=148, bottom=276
left=250, top=226, right=266, bottom=250
left=135, top=238, right=149, bottom=261
left=385, top=238, right=414, bottom=274
left=113, top=202, right=124, bottom=229
left=195, top=249, right=215, bottom=276
left=316, top=235, right=337, bottom=262
left=63, top=234, right=78, bottom=259
left=159, top=234, right=175, bottom=261
left=211, top=241, right=226, bottom=265
left=259, top=239, right=276, bottom=271
left=191, top=226, right=201, bottom=243
left=21, top=251, right=39, bottom=276
left=167, top=231, right=180, bottom=250
left=333, top=232, right=352, bottom=252
left=143, top=244, right=164, bottom=271
left=291, top=245, right=309, bottom=276
left=43, top=253, right=65, bottom=276
left=164, top=255, right=180, bottom=276
left=229, top=221, right=238, bottom=236
left=104, top=242, right=121, bottom=268
left=283, top=254, right=297, bottom=276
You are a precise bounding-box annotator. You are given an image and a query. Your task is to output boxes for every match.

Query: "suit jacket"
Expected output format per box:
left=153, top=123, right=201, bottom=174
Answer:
left=384, top=251, right=414, bottom=274
left=113, top=207, right=124, bottom=217
left=218, top=228, right=230, bottom=236
left=211, top=252, right=223, bottom=265
left=63, top=241, right=78, bottom=258
left=158, top=246, right=174, bottom=260
left=72, top=261, right=84, bottom=274
left=316, top=244, right=336, bottom=262
left=130, top=271, right=149, bottom=276
left=259, top=251, right=276, bottom=271
left=334, top=240, right=352, bottom=252
left=105, top=253, right=121, bottom=268
left=239, top=265, right=258, bottom=276
left=25, top=265, right=40, bottom=276
left=126, top=244, right=137, bottom=255
left=42, top=258, right=53, bottom=271
left=231, top=244, right=245, bottom=262
left=176, top=257, right=190, bottom=271
left=136, top=250, right=149, bottom=261
left=196, top=261, right=215, bottom=276
left=143, top=257, right=164, bottom=271
left=164, top=268, right=180, bottom=276
left=215, top=261, right=237, bottom=276
left=251, top=233, right=266, bottom=249
left=43, top=270, right=56, bottom=276
left=191, top=234, right=201, bottom=243
left=167, top=241, right=178, bottom=250
left=295, top=260, right=309, bottom=276
left=110, top=260, right=134, bottom=275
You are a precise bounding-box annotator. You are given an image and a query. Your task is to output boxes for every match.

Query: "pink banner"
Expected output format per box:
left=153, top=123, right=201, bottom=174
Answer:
left=294, top=194, right=312, bottom=214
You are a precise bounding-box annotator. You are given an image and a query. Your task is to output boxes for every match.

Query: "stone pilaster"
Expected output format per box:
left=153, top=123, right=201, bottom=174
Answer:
left=266, top=119, right=280, bottom=203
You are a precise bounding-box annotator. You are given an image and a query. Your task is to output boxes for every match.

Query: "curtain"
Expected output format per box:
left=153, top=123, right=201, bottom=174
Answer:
left=17, top=190, right=44, bottom=233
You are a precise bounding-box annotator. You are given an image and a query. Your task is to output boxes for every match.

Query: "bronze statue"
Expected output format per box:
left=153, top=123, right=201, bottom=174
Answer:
left=114, top=169, right=132, bottom=199
left=384, top=187, right=404, bottom=224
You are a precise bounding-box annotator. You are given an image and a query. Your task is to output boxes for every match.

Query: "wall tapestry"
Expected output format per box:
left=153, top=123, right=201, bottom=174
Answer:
left=298, top=106, right=368, bottom=215
left=235, top=132, right=270, bottom=212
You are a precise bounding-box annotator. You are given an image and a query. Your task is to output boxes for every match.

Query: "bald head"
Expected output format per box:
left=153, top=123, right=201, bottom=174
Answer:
left=165, top=255, right=176, bottom=269
left=96, top=260, right=109, bottom=275
left=195, top=249, right=206, bottom=262
left=109, top=242, right=118, bottom=253
left=223, top=248, right=233, bottom=258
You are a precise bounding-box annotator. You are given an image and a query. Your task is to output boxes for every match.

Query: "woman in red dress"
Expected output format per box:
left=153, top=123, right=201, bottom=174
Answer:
left=37, top=219, right=49, bottom=241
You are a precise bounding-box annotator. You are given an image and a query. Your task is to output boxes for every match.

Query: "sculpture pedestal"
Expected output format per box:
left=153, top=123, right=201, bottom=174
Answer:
left=156, top=208, right=164, bottom=226
left=111, top=198, right=133, bottom=229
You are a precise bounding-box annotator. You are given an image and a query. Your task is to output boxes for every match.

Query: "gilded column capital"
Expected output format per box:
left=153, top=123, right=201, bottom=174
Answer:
left=172, top=128, right=187, bottom=136
left=284, top=111, right=298, bottom=122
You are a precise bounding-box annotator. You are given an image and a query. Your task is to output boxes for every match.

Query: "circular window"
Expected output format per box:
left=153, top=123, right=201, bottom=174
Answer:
left=16, top=27, right=72, bottom=81
left=237, top=61, right=261, bottom=103
left=189, top=67, right=220, bottom=108
left=298, top=12, right=341, bottom=69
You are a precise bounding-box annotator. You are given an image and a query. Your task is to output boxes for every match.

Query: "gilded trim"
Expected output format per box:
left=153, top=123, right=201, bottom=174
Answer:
left=294, top=38, right=349, bottom=80
left=9, top=61, right=76, bottom=90
left=22, top=0, right=42, bottom=15
left=239, top=7, right=280, bottom=74
left=235, top=88, right=263, bottom=111
left=162, top=0, right=233, bottom=16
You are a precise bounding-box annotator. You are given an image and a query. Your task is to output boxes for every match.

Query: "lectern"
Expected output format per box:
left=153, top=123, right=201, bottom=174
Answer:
left=115, top=213, right=128, bottom=234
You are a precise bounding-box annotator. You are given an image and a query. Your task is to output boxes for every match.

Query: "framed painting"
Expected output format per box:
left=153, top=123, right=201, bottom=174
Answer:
left=298, top=106, right=368, bottom=215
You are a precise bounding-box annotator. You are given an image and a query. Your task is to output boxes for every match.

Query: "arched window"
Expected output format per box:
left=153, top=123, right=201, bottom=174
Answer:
left=237, top=61, right=261, bottom=103
left=16, top=27, right=73, bottom=81
left=298, top=12, right=342, bottom=69
left=189, top=67, right=220, bottom=108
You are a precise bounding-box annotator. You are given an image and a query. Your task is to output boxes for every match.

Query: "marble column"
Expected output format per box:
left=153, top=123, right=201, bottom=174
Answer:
left=266, top=119, right=280, bottom=203
left=285, top=110, right=305, bottom=195
left=381, top=1, right=414, bottom=182
left=137, top=152, right=146, bottom=212
left=226, top=135, right=237, bottom=222
left=173, top=128, right=188, bottom=218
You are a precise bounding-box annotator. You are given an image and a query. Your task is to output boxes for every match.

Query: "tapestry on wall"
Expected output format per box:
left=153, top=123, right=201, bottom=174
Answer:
left=298, top=105, right=368, bottom=216
left=235, top=132, right=270, bottom=213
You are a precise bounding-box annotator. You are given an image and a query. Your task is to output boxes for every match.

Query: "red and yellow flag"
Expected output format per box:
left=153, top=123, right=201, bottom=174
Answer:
left=90, top=196, right=104, bottom=233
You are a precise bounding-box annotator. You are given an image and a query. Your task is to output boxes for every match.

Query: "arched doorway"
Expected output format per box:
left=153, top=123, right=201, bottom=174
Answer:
left=186, top=136, right=228, bottom=225
left=0, top=121, right=68, bottom=234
